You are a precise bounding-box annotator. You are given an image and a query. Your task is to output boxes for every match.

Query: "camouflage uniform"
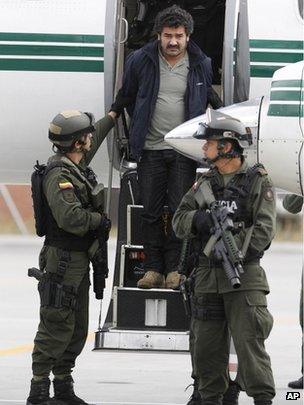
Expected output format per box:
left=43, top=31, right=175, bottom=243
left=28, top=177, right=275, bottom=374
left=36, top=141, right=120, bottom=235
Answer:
left=173, top=160, right=276, bottom=404
left=31, top=115, right=114, bottom=378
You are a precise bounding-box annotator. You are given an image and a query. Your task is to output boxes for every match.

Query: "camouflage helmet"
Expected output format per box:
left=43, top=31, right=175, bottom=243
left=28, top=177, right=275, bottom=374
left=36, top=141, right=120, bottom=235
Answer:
left=194, top=108, right=252, bottom=149
left=48, top=110, right=95, bottom=148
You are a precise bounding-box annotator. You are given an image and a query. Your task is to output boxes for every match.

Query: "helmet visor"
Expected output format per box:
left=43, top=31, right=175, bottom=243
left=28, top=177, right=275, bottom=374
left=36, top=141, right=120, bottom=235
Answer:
left=194, top=122, right=252, bottom=147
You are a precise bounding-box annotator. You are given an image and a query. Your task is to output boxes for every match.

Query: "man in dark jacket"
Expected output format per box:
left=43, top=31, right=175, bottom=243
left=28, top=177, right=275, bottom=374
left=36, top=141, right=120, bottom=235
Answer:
left=111, top=5, right=213, bottom=289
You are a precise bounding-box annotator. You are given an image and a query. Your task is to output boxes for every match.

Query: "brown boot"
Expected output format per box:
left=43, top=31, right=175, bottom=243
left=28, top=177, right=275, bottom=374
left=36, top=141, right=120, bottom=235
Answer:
left=137, top=271, right=165, bottom=289
left=165, top=271, right=181, bottom=289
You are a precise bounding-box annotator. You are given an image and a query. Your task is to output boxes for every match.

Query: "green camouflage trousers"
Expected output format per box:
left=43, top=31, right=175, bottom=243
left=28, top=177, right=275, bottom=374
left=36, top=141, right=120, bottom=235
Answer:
left=192, top=289, right=275, bottom=403
left=32, top=246, right=90, bottom=377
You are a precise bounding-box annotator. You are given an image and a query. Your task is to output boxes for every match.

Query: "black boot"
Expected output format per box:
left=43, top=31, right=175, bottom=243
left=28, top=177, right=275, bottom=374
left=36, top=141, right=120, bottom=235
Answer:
left=53, top=376, right=88, bottom=405
left=223, top=383, right=241, bottom=405
left=288, top=376, right=303, bottom=389
left=254, top=400, right=272, bottom=405
left=26, top=378, right=53, bottom=405
left=186, top=382, right=202, bottom=405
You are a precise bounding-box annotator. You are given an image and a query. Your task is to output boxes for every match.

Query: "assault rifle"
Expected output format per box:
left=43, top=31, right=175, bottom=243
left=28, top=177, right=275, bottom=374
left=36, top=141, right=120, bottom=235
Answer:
left=89, top=184, right=111, bottom=300
left=200, top=181, right=244, bottom=289
left=90, top=215, right=111, bottom=300
left=204, top=202, right=244, bottom=289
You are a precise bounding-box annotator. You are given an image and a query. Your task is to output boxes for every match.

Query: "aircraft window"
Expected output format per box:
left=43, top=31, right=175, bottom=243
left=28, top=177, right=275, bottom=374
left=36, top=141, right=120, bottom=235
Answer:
left=299, top=0, right=303, bottom=18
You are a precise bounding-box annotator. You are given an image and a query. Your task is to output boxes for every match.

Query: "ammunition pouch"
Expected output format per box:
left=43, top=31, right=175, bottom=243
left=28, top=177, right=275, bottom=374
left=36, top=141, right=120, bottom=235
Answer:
left=191, top=296, right=225, bottom=321
left=38, top=274, right=77, bottom=310
left=37, top=249, right=76, bottom=309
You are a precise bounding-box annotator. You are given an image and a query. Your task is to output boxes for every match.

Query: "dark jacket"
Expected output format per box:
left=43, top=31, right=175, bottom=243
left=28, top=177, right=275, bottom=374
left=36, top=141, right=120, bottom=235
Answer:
left=121, top=39, right=213, bottom=160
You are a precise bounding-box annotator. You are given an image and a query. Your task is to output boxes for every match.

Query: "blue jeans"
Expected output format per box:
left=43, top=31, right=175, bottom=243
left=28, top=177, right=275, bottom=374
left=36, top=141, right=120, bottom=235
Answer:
left=137, top=149, right=196, bottom=275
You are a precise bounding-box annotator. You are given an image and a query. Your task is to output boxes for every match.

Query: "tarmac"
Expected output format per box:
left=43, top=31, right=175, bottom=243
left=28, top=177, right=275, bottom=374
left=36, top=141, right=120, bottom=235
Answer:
left=0, top=235, right=302, bottom=405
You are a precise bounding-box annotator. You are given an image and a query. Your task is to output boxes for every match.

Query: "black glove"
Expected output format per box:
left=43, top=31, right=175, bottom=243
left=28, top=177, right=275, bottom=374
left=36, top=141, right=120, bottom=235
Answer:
left=192, top=210, right=212, bottom=236
left=207, top=87, right=223, bottom=110
left=97, top=216, right=111, bottom=242
left=110, top=89, right=132, bottom=117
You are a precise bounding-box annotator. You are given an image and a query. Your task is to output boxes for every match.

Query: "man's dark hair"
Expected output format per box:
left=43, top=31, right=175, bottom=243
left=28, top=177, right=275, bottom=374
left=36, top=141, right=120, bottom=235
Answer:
left=224, top=139, right=244, bottom=156
left=153, top=5, right=194, bottom=35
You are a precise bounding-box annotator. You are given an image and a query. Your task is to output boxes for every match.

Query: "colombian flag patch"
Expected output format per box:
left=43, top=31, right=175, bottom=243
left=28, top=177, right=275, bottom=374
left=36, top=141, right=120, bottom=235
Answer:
left=59, top=181, right=74, bottom=190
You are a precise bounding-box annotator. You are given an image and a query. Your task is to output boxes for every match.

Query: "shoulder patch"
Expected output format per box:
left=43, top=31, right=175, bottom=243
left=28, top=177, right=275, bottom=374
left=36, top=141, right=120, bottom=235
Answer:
left=59, top=181, right=74, bottom=190
left=61, top=188, right=76, bottom=203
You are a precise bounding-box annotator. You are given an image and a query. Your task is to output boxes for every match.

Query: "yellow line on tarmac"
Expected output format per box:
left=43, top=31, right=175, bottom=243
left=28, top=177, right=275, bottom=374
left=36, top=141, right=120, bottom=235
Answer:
left=0, top=332, right=95, bottom=357
left=0, top=344, right=33, bottom=356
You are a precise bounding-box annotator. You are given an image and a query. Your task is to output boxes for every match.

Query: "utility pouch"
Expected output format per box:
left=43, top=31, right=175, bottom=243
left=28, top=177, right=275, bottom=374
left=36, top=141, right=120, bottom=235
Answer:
left=38, top=274, right=77, bottom=310
left=191, top=295, right=225, bottom=321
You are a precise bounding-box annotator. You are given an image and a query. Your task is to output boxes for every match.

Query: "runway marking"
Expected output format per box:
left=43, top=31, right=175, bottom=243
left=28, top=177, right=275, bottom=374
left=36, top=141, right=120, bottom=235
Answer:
left=0, top=343, right=33, bottom=356
left=0, top=332, right=94, bottom=357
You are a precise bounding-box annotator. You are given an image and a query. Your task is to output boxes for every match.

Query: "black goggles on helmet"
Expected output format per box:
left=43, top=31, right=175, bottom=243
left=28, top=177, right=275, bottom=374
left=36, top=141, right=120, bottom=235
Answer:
left=194, top=123, right=252, bottom=145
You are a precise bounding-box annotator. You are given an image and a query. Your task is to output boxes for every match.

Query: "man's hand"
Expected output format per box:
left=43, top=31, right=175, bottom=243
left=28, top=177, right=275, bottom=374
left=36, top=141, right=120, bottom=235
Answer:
left=108, top=111, right=117, bottom=120
left=110, top=88, right=132, bottom=117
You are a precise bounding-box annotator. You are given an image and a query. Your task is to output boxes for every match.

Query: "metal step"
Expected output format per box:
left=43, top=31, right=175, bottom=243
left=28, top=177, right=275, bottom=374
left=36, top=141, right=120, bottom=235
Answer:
left=94, top=327, right=189, bottom=351
left=113, top=287, right=189, bottom=331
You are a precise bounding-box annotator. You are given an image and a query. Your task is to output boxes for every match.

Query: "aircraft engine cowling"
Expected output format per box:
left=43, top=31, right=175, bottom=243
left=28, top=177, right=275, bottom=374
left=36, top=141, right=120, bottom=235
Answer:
left=165, top=98, right=262, bottom=172
left=165, top=80, right=303, bottom=195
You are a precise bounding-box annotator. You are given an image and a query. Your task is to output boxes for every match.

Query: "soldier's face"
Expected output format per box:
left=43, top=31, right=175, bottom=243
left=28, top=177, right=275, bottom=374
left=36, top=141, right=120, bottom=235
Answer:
left=158, top=26, right=189, bottom=59
left=82, top=133, right=93, bottom=151
left=202, top=140, right=219, bottom=161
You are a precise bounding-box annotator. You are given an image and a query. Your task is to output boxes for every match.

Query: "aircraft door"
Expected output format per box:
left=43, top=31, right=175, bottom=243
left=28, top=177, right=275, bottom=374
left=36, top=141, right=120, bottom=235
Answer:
left=105, top=0, right=132, bottom=173
left=222, top=0, right=250, bottom=106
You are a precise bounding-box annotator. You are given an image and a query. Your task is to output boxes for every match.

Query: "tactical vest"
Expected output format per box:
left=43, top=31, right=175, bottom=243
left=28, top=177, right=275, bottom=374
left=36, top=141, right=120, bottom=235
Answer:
left=206, top=164, right=265, bottom=224
left=32, top=160, right=98, bottom=252
left=204, top=163, right=268, bottom=261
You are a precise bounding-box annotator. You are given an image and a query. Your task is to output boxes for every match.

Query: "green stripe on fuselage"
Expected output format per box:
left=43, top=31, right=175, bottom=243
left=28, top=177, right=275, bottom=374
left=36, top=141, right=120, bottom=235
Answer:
left=271, top=80, right=302, bottom=88
left=0, top=44, right=103, bottom=57
left=238, top=39, right=303, bottom=78
left=0, top=32, right=104, bottom=43
left=0, top=59, right=104, bottom=72
left=250, top=66, right=280, bottom=77
left=268, top=104, right=303, bottom=117
left=249, top=39, right=303, bottom=50
left=270, top=91, right=301, bottom=101
left=0, top=33, right=104, bottom=72
left=250, top=52, right=303, bottom=63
